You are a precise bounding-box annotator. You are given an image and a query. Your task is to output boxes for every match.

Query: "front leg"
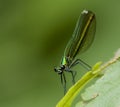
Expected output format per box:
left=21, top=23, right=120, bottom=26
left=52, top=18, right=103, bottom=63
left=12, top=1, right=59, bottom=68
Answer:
left=60, top=73, right=67, bottom=95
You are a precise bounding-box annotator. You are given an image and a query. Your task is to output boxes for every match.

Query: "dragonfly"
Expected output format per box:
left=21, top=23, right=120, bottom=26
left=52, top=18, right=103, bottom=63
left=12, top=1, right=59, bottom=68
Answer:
left=54, top=10, right=96, bottom=94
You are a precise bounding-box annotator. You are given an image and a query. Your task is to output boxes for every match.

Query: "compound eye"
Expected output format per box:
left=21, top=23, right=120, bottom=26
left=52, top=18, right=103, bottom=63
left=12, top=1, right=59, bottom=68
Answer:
left=54, top=67, right=62, bottom=74
left=54, top=67, right=58, bottom=72
left=61, top=65, right=65, bottom=69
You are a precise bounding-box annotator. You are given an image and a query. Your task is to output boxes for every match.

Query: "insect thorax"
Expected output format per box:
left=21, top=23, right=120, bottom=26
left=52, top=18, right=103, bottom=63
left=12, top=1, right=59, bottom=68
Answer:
left=61, top=56, right=73, bottom=67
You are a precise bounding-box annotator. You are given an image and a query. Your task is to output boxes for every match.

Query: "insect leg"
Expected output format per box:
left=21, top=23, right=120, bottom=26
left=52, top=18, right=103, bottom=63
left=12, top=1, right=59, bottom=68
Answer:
left=69, top=70, right=77, bottom=85
left=70, top=59, right=91, bottom=70
left=60, top=73, right=67, bottom=95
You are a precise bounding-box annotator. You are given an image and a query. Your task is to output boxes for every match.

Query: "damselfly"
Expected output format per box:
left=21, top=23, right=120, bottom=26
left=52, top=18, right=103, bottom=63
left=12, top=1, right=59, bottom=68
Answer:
left=54, top=10, right=96, bottom=93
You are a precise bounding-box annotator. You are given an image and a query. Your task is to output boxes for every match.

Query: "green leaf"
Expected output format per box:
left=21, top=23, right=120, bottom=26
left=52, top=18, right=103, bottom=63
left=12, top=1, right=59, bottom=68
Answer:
left=76, top=60, right=120, bottom=107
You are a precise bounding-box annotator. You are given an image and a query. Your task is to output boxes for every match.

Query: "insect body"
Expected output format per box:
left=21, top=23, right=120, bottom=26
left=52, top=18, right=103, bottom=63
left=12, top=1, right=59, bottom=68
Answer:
left=54, top=10, right=96, bottom=93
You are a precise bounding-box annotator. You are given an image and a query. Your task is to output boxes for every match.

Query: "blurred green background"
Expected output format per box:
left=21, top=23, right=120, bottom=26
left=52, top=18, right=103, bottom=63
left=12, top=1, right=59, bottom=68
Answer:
left=0, top=0, right=120, bottom=107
